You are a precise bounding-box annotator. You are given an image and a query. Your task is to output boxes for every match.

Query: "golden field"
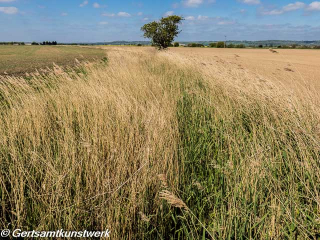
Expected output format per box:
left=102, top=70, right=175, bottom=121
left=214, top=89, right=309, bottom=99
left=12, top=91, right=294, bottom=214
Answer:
left=0, top=46, right=319, bottom=239
left=171, top=47, right=320, bottom=91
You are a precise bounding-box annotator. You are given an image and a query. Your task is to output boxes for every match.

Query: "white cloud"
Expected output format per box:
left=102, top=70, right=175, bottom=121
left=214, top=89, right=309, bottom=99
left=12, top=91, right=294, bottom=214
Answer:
left=93, top=3, right=100, bottom=8
left=61, top=12, right=68, bottom=16
left=197, top=15, right=209, bottom=20
left=261, top=1, right=309, bottom=15
left=238, top=0, right=260, bottom=5
left=183, top=0, right=203, bottom=7
left=172, top=3, right=180, bottom=8
left=306, top=1, right=320, bottom=11
left=218, top=21, right=235, bottom=25
left=180, top=0, right=215, bottom=8
left=164, top=11, right=174, bottom=16
left=143, top=17, right=149, bottom=21
left=79, top=1, right=88, bottom=7
left=137, top=12, right=143, bottom=16
left=102, top=13, right=115, bottom=17
left=185, top=16, right=195, bottom=20
left=283, top=2, right=305, bottom=11
left=117, top=12, right=131, bottom=17
left=0, top=6, right=18, bottom=14
left=261, top=9, right=284, bottom=15
left=99, top=21, right=108, bottom=25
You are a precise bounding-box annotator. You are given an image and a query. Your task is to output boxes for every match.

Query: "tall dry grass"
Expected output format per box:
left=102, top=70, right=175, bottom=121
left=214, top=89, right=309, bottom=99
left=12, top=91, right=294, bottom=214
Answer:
left=0, top=46, right=319, bottom=239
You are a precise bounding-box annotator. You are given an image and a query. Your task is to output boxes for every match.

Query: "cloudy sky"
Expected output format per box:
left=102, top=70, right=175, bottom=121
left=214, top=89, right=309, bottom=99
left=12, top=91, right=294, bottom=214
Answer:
left=0, top=0, right=320, bottom=42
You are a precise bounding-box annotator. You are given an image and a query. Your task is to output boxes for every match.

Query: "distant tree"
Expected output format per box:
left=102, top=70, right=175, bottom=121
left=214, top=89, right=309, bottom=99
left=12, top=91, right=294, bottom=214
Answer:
left=137, top=43, right=142, bottom=46
left=31, top=42, right=39, bottom=45
left=187, top=43, right=204, bottom=47
left=41, top=41, right=58, bottom=45
left=141, top=15, right=183, bottom=50
left=209, top=42, right=217, bottom=48
left=216, top=41, right=225, bottom=48
left=173, top=42, right=180, bottom=47
left=258, top=45, right=263, bottom=48
left=227, top=43, right=235, bottom=48
left=236, top=44, right=245, bottom=48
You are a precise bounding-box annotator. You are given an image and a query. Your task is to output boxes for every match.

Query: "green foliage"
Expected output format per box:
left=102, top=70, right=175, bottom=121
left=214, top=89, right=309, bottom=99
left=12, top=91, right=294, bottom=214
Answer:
left=141, top=15, right=183, bottom=49
left=236, top=44, right=245, bottom=48
left=41, top=41, right=58, bottom=45
left=187, top=43, right=204, bottom=47
left=151, top=70, right=320, bottom=239
left=173, top=42, right=180, bottom=47
left=0, top=42, right=24, bottom=45
left=208, top=42, right=217, bottom=48
left=101, top=57, right=108, bottom=63
left=216, top=41, right=225, bottom=48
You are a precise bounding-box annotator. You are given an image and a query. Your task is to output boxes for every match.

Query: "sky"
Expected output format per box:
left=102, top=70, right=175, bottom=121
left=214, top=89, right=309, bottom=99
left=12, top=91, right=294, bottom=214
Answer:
left=0, top=0, right=320, bottom=42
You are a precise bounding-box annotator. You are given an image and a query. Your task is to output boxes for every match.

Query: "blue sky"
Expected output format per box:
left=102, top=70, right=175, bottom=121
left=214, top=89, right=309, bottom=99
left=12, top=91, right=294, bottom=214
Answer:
left=0, top=0, right=320, bottom=42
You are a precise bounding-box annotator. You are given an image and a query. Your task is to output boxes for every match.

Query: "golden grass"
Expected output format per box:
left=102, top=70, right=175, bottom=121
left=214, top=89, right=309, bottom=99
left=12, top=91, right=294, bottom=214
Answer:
left=0, top=46, right=319, bottom=239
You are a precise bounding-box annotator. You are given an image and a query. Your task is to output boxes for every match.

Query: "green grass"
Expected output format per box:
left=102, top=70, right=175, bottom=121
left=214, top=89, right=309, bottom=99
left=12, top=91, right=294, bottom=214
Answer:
left=152, top=73, right=320, bottom=239
left=138, top=61, right=320, bottom=239
left=0, top=45, right=106, bottom=76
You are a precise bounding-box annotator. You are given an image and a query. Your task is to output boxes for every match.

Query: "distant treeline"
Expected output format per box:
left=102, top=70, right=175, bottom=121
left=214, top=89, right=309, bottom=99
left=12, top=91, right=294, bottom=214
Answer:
left=1, top=41, right=320, bottom=49
left=172, top=42, right=320, bottom=49
left=32, top=41, right=58, bottom=45
left=0, top=42, right=25, bottom=45
left=0, top=41, right=58, bottom=45
left=261, top=44, right=320, bottom=49
left=171, top=42, right=246, bottom=48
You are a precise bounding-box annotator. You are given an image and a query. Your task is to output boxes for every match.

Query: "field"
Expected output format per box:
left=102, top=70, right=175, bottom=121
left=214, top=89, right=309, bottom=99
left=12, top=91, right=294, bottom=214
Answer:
left=172, top=47, right=320, bottom=91
left=0, top=45, right=106, bottom=76
left=0, top=46, right=319, bottom=239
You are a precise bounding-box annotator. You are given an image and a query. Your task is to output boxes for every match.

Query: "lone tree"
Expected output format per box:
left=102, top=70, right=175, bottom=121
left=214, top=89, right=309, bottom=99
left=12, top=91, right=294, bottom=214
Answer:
left=141, top=15, right=183, bottom=50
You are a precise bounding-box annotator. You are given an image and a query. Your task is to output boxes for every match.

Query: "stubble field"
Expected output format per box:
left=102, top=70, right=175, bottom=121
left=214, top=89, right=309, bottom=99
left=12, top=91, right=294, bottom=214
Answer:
left=0, top=46, right=319, bottom=239
left=0, top=45, right=106, bottom=76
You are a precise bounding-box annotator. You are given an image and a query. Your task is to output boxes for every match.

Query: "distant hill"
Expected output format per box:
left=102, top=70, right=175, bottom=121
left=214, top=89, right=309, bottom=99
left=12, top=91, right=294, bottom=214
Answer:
left=178, top=40, right=320, bottom=47
left=59, top=40, right=320, bottom=47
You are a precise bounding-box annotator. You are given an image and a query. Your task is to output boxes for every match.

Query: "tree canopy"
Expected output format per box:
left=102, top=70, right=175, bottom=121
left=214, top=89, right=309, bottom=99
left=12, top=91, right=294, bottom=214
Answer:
left=141, top=15, right=183, bottom=50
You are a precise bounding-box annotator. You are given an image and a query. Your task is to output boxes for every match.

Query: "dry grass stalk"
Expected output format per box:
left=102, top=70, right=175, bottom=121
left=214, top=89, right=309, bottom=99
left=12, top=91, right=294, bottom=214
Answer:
left=139, top=211, right=150, bottom=223
left=159, top=190, right=188, bottom=210
left=157, top=174, right=168, bottom=188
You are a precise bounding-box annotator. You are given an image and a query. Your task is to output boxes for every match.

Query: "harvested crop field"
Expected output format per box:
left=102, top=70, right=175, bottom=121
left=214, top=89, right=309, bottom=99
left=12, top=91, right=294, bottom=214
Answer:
left=171, top=47, right=320, bottom=91
left=0, top=45, right=106, bottom=76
